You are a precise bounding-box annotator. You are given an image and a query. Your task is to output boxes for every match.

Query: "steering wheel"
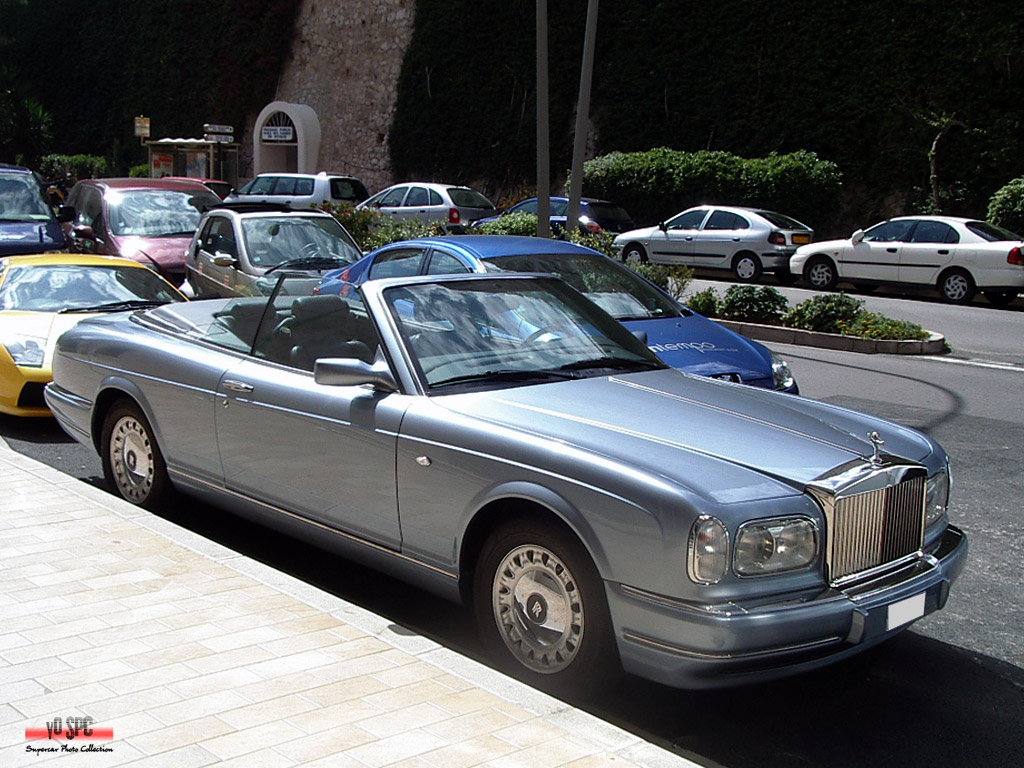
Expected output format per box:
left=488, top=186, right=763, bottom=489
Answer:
left=300, top=242, right=322, bottom=259
left=523, top=324, right=576, bottom=345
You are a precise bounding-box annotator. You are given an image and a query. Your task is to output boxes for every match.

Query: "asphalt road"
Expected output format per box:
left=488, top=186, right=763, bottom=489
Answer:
left=3, top=288, right=1023, bottom=767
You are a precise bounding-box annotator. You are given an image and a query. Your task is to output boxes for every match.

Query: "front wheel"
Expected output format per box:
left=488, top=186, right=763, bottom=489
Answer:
left=732, top=252, right=763, bottom=282
left=474, top=518, right=616, bottom=692
left=804, top=255, right=838, bottom=290
left=939, top=269, right=976, bottom=304
left=101, top=400, right=172, bottom=510
left=621, top=243, right=647, bottom=265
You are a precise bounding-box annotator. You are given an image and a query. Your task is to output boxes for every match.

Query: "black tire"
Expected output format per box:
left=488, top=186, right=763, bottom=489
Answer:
left=732, top=252, right=763, bottom=282
left=621, top=243, right=647, bottom=265
left=983, top=290, right=1017, bottom=306
left=101, top=400, right=172, bottom=510
left=473, top=518, right=617, bottom=693
left=938, top=268, right=976, bottom=304
left=804, top=255, right=838, bottom=291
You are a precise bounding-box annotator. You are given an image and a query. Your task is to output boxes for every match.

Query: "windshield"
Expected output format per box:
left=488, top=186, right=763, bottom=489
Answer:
left=485, top=252, right=684, bottom=320
left=384, top=277, right=665, bottom=393
left=0, top=172, right=54, bottom=222
left=0, top=264, right=182, bottom=312
left=240, top=216, right=362, bottom=267
left=105, top=188, right=219, bottom=237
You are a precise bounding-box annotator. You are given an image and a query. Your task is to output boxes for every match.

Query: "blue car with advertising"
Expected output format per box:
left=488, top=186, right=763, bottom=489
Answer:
left=0, top=164, right=70, bottom=257
left=316, top=235, right=798, bottom=393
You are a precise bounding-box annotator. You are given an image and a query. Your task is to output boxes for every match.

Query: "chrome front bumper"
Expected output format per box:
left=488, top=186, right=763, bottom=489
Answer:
left=609, top=525, right=968, bottom=689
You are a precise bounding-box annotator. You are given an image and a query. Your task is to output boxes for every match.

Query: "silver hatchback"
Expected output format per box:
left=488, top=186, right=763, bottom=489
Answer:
left=356, top=181, right=496, bottom=232
left=613, top=205, right=813, bottom=282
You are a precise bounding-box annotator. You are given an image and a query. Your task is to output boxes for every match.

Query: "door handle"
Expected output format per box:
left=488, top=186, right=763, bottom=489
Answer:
left=937, top=249, right=949, bottom=255
left=222, top=380, right=254, bottom=393
left=887, top=247, right=898, bottom=253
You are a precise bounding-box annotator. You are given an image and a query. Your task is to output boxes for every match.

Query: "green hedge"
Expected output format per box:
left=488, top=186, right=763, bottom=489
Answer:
left=987, top=177, right=1024, bottom=235
left=579, top=148, right=842, bottom=229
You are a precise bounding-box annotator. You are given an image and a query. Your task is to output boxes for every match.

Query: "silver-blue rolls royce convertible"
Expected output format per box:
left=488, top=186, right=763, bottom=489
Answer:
left=45, top=272, right=968, bottom=690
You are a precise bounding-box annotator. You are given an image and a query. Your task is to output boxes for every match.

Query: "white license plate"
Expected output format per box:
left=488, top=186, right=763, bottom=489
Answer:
left=886, top=593, right=926, bottom=631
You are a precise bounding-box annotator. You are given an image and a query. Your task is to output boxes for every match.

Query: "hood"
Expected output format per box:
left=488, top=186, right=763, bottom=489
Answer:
left=613, top=225, right=659, bottom=243
left=0, top=220, right=65, bottom=256
left=112, top=234, right=190, bottom=273
left=1, top=311, right=99, bottom=368
left=438, top=369, right=934, bottom=504
left=625, top=314, right=771, bottom=384
left=795, top=237, right=849, bottom=256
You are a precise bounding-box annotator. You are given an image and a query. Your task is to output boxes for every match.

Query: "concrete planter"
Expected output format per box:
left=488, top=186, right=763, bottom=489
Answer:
left=714, top=319, right=946, bottom=355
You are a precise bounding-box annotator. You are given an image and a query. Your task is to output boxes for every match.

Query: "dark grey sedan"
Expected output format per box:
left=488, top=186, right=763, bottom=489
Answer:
left=45, top=272, right=967, bottom=691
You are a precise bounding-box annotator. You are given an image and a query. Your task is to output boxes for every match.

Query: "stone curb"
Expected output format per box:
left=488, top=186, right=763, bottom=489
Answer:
left=714, top=319, right=947, bottom=355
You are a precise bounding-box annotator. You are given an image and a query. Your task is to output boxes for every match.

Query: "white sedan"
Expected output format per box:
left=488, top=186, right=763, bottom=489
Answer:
left=791, top=215, right=1024, bottom=304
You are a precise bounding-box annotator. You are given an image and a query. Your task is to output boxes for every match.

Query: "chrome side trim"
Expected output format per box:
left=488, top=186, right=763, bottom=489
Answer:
left=168, top=467, right=457, bottom=582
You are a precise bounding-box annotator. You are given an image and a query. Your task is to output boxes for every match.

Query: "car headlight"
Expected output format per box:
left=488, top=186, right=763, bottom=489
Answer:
left=925, top=467, right=950, bottom=528
left=3, top=335, right=46, bottom=367
left=688, top=516, right=729, bottom=584
left=734, top=517, right=818, bottom=576
left=771, top=352, right=795, bottom=390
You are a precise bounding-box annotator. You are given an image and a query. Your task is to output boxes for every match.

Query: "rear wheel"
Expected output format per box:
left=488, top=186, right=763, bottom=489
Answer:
left=732, top=252, right=763, bottom=282
left=101, top=400, right=171, bottom=510
left=474, top=518, right=616, bottom=693
left=804, top=256, right=838, bottom=290
left=983, top=290, right=1017, bottom=306
left=939, top=268, right=976, bottom=304
left=622, top=243, right=647, bottom=265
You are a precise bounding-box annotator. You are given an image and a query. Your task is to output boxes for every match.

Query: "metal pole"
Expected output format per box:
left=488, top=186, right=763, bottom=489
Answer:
left=536, top=0, right=550, bottom=238
left=565, top=0, right=598, bottom=239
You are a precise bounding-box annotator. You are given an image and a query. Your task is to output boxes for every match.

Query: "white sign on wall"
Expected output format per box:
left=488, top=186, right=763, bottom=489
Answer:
left=261, top=125, right=295, bottom=142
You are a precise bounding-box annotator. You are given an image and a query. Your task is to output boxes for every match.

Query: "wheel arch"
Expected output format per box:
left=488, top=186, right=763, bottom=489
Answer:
left=457, top=483, right=607, bottom=605
left=90, top=378, right=157, bottom=455
left=620, top=241, right=648, bottom=263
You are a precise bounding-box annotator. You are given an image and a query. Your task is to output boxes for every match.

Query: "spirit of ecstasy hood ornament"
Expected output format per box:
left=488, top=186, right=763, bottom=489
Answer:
left=867, top=431, right=885, bottom=467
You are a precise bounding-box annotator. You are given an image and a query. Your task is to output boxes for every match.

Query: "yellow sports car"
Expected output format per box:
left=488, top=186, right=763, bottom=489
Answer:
left=0, top=253, right=186, bottom=417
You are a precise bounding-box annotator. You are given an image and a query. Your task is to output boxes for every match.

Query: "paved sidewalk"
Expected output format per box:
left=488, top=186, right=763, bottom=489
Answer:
left=0, top=439, right=699, bottom=768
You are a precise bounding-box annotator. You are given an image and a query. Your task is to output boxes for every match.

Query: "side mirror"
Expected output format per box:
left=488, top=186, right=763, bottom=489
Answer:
left=658, top=221, right=668, bottom=232
left=56, top=205, right=75, bottom=223
left=314, top=355, right=397, bottom=392
left=851, top=229, right=865, bottom=245
left=631, top=329, right=648, bottom=344
left=212, top=253, right=237, bottom=267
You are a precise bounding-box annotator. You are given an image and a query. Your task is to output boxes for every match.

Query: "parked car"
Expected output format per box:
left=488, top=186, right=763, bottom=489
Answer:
left=185, top=203, right=363, bottom=298
left=228, top=172, right=368, bottom=208
left=0, top=164, right=70, bottom=257
left=356, top=182, right=496, bottom=231
left=791, top=216, right=1024, bottom=305
left=613, top=205, right=813, bottom=283
left=165, top=176, right=233, bottom=199
left=60, top=177, right=222, bottom=286
left=471, top=196, right=636, bottom=235
left=0, top=253, right=185, bottom=417
left=318, top=235, right=798, bottom=392
left=46, top=271, right=967, bottom=690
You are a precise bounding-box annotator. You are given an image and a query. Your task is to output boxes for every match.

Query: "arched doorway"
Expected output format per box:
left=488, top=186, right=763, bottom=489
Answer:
left=253, top=101, right=322, bottom=175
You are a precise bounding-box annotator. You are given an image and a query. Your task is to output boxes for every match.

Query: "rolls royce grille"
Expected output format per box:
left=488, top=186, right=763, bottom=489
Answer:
left=827, top=474, right=926, bottom=584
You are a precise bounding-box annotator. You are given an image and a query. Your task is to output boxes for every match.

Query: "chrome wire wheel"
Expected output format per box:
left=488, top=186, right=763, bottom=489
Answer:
left=491, top=544, right=584, bottom=675
left=109, top=414, right=155, bottom=503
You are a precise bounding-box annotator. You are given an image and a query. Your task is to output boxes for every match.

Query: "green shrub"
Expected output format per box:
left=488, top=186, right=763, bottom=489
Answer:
left=323, top=203, right=385, bottom=250
left=783, top=293, right=863, bottom=334
left=363, top=218, right=449, bottom=251
left=625, top=262, right=694, bottom=301
left=843, top=311, right=929, bottom=341
left=39, top=154, right=108, bottom=183
left=469, top=211, right=541, bottom=237
left=578, top=147, right=842, bottom=228
left=568, top=229, right=617, bottom=259
left=719, top=285, right=789, bottom=324
left=128, top=163, right=149, bottom=178
left=686, top=287, right=719, bottom=317
left=987, top=177, right=1024, bottom=236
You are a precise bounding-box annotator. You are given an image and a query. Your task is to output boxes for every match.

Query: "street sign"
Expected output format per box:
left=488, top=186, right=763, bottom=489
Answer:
left=134, top=116, right=151, bottom=138
left=203, top=123, right=234, bottom=135
left=203, top=134, right=234, bottom=143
